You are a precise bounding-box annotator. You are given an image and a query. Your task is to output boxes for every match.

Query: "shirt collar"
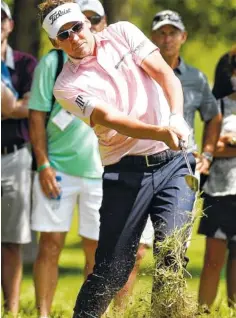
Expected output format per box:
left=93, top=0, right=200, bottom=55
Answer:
left=174, top=57, right=186, bottom=75
left=5, top=45, right=15, bottom=70
left=94, top=32, right=109, bottom=47
left=68, top=33, right=109, bottom=73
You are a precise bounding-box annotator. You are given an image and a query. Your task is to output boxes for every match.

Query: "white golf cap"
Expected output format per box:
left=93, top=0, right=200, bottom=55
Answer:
left=42, top=2, right=85, bottom=39
left=77, top=0, right=105, bottom=16
left=152, top=10, right=185, bottom=32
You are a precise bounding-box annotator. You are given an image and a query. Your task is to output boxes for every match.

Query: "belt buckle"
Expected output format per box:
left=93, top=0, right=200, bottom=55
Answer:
left=145, top=155, right=157, bottom=167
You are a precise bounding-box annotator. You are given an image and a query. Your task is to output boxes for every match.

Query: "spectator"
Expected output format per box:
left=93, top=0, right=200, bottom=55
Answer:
left=1, top=1, right=37, bottom=315
left=198, top=47, right=236, bottom=311
left=151, top=10, right=222, bottom=180
left=39, top=1, right=197, bottom=317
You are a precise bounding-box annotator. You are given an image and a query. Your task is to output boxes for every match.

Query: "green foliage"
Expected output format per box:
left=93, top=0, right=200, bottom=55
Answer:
left=6, top=0, right=234, bottom=82
left=181, top=39, right=229, bottom=84
left=152, top=0, right=236, bottom=45
left=126, top=0, right=234, bottom=83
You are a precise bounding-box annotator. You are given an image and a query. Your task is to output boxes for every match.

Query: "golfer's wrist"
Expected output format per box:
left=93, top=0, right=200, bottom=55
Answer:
left=155, top=126, right=170, bottom=143
left=37, top=162, right=51, bottom=172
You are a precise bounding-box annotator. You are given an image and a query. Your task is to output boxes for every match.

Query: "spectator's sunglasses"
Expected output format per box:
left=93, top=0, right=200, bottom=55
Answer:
left=57, top=22, right=84, bottom=41
left=153, top=13, right=181, bottom=23
left=87, top=14, right=102, bottom=25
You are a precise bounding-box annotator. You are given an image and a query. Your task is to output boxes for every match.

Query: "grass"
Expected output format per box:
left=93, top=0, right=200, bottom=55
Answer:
left=2, top=204, right=236, bottom=318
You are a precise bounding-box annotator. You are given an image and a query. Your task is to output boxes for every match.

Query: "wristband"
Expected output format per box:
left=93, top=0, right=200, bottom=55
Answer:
left=202, top=152, right=213, bottom=163
left=37, top=162, right=50, bottom=172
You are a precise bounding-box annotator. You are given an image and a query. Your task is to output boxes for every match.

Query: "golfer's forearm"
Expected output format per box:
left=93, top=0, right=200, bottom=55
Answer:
left=29, top=110, right=49, bottom=166
left=141, top=50, right=183, bottom=115
left=157, top=74, right=183, bottom=115
left=91, top=106, right=162, bottom=140
left=202, top=114, right=222, bottom=154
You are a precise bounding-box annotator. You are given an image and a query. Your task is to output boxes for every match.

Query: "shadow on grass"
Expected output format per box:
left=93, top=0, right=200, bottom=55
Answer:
left=188, top=265, right=226, bottom=280
left=63, top=241, right=83, bottom=249
left=23, top=264, right=84, bottom=278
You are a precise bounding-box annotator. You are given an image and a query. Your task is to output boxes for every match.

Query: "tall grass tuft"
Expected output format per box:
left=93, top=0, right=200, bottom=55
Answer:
left=150, top=223, right=197, bottom=318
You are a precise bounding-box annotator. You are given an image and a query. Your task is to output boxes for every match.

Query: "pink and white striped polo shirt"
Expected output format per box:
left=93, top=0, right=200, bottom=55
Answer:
left=54, top=21, right=171, bottom=166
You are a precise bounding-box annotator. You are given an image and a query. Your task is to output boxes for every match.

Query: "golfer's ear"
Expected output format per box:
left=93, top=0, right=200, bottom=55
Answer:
left=49, top=37, right=60, bottom=49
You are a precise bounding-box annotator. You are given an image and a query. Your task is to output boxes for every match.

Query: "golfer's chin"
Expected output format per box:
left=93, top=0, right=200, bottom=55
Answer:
left=70, top=47, right=92, bottom=60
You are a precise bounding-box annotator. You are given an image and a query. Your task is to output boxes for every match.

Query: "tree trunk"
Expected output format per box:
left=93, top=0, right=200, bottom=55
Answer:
left=103, top=0, right=131, bottom=24
left=9, top=0, right=41, bottom=58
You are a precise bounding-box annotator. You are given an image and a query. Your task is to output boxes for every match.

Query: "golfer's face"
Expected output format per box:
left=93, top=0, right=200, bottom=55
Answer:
left=56, top=20, right=94, bottom=59
left=152, top=25, right=186, bottom=58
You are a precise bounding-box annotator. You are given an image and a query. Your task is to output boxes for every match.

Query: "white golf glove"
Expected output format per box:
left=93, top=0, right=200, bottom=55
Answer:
left=169, top=113, right=191, bottom=148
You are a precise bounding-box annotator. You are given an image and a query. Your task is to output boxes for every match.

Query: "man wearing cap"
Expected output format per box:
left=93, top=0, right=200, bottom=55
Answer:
left=38, top=1, right=196, bottom=317
left=151, top=10, right=222, bottom=178
left=1, top=1, right=37, bottom=315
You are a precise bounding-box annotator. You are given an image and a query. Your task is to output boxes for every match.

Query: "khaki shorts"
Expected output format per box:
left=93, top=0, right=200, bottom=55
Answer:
left=1, top=146, right=32, bottom=244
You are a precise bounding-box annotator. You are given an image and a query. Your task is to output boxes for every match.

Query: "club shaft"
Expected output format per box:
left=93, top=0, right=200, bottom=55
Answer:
left=183, top=149, right=194, bottom=175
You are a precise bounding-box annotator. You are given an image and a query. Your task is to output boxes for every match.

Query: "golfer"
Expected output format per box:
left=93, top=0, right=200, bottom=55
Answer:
left=39, top=1, right=196, bottom=317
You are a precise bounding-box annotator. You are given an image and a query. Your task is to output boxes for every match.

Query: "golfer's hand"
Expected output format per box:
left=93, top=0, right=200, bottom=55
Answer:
left=169, top=114, right=190, bottom=147
left=159, top=126, right=184, bottom=150
left=39, top=166, right=61, bottom=199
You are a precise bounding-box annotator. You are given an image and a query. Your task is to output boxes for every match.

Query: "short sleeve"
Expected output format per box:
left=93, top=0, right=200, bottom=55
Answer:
left=28, top=51, right=60, bottom=111
left=199, top=74, right=220, bottom=122
left=1, top=61, right=18, bottom=98
left=112, top=21, right=159, bottom=65
left=54, top=87, right=96, bottom=121
left=53, top=61, right=108, bottom=126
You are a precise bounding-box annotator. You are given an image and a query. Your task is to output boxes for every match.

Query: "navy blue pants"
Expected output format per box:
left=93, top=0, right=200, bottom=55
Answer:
left=73, top=150, right=196, bottom=317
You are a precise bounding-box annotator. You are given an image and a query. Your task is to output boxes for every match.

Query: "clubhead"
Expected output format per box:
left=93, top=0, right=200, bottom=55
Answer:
left=185, top=175, right=199, bottom=192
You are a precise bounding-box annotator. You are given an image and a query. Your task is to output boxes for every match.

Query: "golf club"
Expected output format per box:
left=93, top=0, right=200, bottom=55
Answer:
left=179, top=140, right=199, bottom=192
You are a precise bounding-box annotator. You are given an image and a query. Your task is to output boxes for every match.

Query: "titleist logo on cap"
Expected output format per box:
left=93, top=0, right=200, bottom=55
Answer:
left=49, top=8, right=71, bottom=25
